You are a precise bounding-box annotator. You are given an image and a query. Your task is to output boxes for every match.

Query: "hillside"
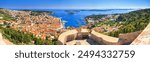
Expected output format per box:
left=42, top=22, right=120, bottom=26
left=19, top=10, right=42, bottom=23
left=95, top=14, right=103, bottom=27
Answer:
left=86, top=9, right=150, bottom=37
left=0, top=8, right=63, bottom=45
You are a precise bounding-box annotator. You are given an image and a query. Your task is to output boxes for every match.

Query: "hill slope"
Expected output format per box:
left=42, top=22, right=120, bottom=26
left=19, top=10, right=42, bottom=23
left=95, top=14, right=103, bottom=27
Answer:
left=87, top=9, right=150, bottom=37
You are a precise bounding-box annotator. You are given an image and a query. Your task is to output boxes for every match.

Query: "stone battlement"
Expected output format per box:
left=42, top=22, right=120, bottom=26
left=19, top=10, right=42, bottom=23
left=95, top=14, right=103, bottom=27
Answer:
left=57, top=29, right=120, bottom=45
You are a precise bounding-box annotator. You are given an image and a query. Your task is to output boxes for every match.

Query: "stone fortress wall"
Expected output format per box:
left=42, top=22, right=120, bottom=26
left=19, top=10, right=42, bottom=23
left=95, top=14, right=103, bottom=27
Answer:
left=57, top=29, right=120, bottom=45
left=57, top=25, right=149, bottom=45
left=57, top=29, right=78, bottom=45
left=131, top=23, right=150, bottom=45
left=118, top=31, right=142, bottom=44
left=90, top=30, right=119, bottom=45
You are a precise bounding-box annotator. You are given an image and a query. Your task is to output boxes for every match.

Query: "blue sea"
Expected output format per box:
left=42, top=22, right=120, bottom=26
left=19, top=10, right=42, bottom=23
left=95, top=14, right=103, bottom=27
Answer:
left=13, top=9, right=136, bottom=28
left=50, top=9, right=135, bottom=28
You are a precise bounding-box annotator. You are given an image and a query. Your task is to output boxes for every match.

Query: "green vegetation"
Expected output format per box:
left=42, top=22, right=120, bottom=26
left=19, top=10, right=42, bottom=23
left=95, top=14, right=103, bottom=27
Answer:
left=0, top=9, right=15, bottom=20
left=0, top=27, right=55, bottom=45
left=93, top=20, right=118, bottom=27
left=86, top=15, right=106, bottom=20
left=90, top=9, right=150, bottom=37
left=0, top=9, right=56, bottom=45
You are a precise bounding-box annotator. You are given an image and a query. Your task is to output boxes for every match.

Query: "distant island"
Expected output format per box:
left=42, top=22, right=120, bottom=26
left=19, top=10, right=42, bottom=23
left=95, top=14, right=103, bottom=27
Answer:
left=65, top=10, right=80, bottom=14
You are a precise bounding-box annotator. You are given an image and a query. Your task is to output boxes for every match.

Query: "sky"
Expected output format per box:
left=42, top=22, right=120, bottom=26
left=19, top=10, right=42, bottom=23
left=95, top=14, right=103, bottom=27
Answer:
left=0, top=0, right=150, bottom=9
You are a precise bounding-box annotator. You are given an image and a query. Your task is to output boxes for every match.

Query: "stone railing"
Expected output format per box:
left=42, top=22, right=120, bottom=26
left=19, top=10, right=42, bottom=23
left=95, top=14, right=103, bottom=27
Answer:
left=131, top=23, right=150, bottom=45
left=57, top=29, right=90, bottom=45
left=90, top=30, right=119, bottom=45
left=57, top=29, right=78, bottom=45
left=118, top=31, right=142, bottom=44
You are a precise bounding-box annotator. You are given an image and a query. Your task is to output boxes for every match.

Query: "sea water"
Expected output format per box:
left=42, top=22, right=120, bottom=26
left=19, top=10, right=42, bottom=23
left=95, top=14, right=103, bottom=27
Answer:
left=50, top=9, right=135, bottom=28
